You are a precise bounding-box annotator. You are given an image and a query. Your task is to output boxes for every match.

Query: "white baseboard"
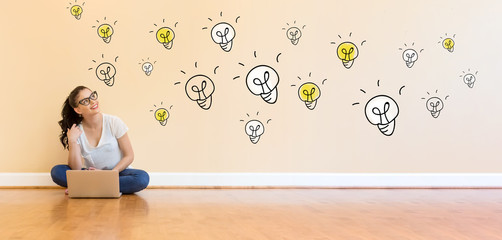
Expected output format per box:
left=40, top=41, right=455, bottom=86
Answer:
left=1, top=172, right=502, bottom=188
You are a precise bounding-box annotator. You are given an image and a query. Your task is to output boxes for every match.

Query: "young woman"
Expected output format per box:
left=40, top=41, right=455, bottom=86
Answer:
left=51, top=86, right=149, bottom=194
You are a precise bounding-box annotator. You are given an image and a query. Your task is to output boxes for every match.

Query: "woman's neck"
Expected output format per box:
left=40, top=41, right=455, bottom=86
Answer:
left=82, top=113, right=103, bottom=129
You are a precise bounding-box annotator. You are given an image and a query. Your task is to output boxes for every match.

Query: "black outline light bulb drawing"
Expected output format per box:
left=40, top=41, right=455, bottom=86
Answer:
left=185, top=75, right=215, bottom=110
left=246, top=65, right=279, bottom=104
left=245, top=120, right=264, bottom=144
left=89, top=54, right=118, bottom=87
left=142, top=62, right=153, bottom=76
left=365, top=95, right=400, bottom=136
left=463, top=74, right=476, bottom=88
left=211, top=22, right=235, bottom=52
left=426, top=97, right=443, bottom=118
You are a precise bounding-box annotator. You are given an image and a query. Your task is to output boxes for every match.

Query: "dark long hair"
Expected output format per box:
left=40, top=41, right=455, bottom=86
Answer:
left=58, top=86, right=88, bottom=149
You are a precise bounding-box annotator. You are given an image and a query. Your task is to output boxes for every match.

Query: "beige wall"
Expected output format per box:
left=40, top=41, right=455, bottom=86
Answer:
left=1, top=0, right=501, bottom=173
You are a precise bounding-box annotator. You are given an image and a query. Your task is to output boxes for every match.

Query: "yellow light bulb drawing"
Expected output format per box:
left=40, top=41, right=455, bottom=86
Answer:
left=154, top=108, right=169, bottom=126
left=97, top=24, right=114, bottom=43
left=70, top=5, right=83, bottom=20
left=442, top=38, right=455, bottom=52
left=337, top=42, right=359, bottom=69
left=298, top=82, right=321, bottom=110
left=156, top=27, right=175, bottom=50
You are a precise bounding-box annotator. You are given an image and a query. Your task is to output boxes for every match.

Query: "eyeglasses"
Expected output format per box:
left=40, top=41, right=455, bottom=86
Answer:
left=78, top=91, right=98, bottom=106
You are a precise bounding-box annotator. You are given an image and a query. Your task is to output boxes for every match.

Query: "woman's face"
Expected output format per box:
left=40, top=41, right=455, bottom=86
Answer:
left=73, top=88, right=100, bottom=117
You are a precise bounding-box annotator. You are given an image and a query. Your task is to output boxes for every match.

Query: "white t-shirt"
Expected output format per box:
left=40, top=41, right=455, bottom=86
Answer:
left=76, top=114, right=129, bottom=170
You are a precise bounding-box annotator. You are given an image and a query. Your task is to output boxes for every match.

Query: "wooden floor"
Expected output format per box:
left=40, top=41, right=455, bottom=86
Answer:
left=1, top=189, right=501, bottom=240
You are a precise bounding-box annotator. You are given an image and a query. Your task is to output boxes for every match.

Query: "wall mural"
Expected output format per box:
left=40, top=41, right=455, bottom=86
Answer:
left=460, top=69, right=478, bottom=88
left=202, top=12, right=240, bottom=52
left=282, top=21, right=305, bottom=46
left=240, top=112, right=272, bottom=144
left=422, top=90, right=449, bottom=118
left=179, top=62, right=218, bottom=110
left=150, top=102, right=172, bottom=126
left=353, top=80, right=405, bottom=136
left=67, top=5, right=480, bottom=138
left=292, top=72, right=327, bottom=110
left=89, top=54, right=118, bottom=87
left=399, top=43, right=424, bottom=68
left=92, top=17, right=116, bottom=44
left=151, top=19, right=177, bottom=50
left=439, top=33, right=456, bottom=53
left=139, top=58, right=156, bottom=76
left=331, top=33, right=366, bottom=69
left=67, top=1, right=84, bottom=20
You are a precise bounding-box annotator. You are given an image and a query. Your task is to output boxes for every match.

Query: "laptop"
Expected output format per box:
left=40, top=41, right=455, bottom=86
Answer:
left=66, top=170, right=122, bottom=198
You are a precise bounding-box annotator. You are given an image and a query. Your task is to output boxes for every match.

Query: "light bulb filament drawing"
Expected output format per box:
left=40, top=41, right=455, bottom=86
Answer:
left=372, top=102, right=391, bottom=124
left=341, top=47, right=354, bottom=61
left=216, top=27, right=230, bottom=44
left=303, top=88, right=316, bottom=102
left=253, top=71, right=272, bottom=94
left=192, top=80, right=208, bottom=100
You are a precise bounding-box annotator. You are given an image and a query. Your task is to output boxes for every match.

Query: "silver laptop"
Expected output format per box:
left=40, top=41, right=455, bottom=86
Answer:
left=66, top=170, right=122, bottom=198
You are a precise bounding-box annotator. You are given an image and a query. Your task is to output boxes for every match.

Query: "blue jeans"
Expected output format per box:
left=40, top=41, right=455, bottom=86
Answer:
left=51, top=165, right=150, bottom=194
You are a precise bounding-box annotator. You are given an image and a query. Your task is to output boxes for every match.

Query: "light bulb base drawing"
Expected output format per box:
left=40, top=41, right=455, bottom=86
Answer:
left=305, top=100, right=317, bottom=110
left=405, top=61, right=414, bottom=68
left=377, top=121, right=395, bottom=136
left=447, top=46, right=454, bottom=53
left=101, top=77, right=114, bottom=87
left=342, top=60, right=354, bottom=69
left=145, top=71, right=152, bottom=76
left=159, top=119, right=168, bottom=126
left=163, top=41, right=173, bottom=50
left=74, top=14, right=81, bottom=20
left=290, top=38, right=300, bottom=45
left=219, top=41, right=233, bottom=52
left=467, top=82, right=474, bottom=88
left=249, top=135, right=260, bottom=144
left=260, top=88, right=278, bottom=104
left=430, top=111, right=441, bottom=118
left=102, top=36, right=112, bottom=44
left=196, top=97, right=212, bottom=110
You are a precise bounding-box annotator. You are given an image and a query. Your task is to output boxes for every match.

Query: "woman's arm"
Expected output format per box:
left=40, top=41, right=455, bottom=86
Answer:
left=113, top=133, right=134, bottom=172
left=67, top=124, right=83, bottom=170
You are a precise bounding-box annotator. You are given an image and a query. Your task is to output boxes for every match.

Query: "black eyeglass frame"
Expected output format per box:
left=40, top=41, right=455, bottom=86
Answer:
left=78, top=91, right=98, bottom=106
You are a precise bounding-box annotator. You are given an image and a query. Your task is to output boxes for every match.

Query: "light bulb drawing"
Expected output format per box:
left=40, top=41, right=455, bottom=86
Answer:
left=399, top=43, right=423, bottom=68
left=439, top=33, right=455, bottom=53
left=460, top=69, right=478, bottom=88
left=235, top=52, right=282, bottom=104
left=180, top=63, right=219, bottom=110
left=245, top=120, right=264, bottom=144
left=298, top=82, right=321, bottom=110
left=149, top=103, right=172, bottom=126
left=282, top=21, right=306, bottom=45
left=240, top=112, right=271, bottom=144
left=331, top=33, right=366, bottom=69
left=422, top=91, right=449, bottom=118
left=92, top=17, right=117, bottom=44
left=293, top=72, right=327, bottom=110
left=139, top=58, right=156, bottom=76
left=89, top=54, right=118, bottom=87
left=67, top=1, right=85, bottom=20
left=246, top=65, right=279, bottom=104
left=203, top=12, right=240, bottom=52
left=185, top=75, right=215, bottom=110
left=353, top=80, right=405, bottom=137
left=211, top=22, right=235, bottom=52
left=150, top=19, right=177, bottom=50
left=365, top=95, right=399, bottom=136
left=67, top=1, right=84, bottom=20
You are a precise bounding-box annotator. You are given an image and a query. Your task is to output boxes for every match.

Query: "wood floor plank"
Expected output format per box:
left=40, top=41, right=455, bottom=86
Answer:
left=0, top=189, right=501, bottom=240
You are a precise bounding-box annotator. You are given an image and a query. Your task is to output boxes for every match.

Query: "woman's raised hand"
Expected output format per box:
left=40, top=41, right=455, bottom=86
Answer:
left=67, top=124, right=82, bottom=144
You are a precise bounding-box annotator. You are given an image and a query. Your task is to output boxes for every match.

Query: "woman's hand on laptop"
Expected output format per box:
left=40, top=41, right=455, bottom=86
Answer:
left=87, top=167, right=101, bottom=171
